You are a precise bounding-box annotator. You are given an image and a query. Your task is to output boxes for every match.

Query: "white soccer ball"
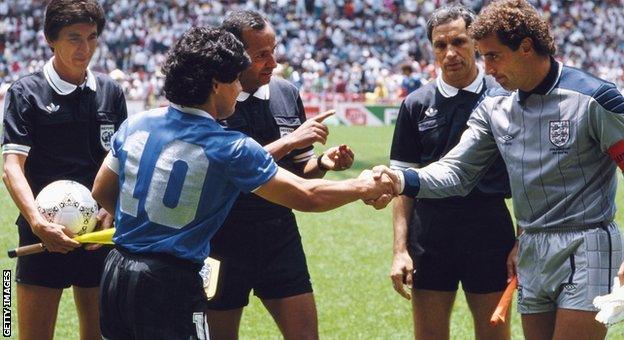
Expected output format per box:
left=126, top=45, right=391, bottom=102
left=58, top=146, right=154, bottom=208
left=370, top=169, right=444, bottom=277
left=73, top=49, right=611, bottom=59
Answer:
left=35, top=180, right=99, bottom=236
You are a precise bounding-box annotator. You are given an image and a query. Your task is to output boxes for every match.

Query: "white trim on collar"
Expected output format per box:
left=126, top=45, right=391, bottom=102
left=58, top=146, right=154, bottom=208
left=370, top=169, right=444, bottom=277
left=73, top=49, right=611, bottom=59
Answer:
left=43, top=57, right=97, bottom=95
left=236, top=84, right=270, bottom=102
left=170, top=103, right=215, bottom=120
left=436, top=65, right=485, bottom=98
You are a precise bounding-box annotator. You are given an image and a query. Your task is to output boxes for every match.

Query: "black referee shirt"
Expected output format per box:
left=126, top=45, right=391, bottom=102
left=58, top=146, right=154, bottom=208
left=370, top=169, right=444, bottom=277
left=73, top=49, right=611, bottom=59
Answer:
left=390, top=72, right=510, bottom=204
left=2, top=60, right=127, bottom=202
left=219, top=77, right=313, bottom=220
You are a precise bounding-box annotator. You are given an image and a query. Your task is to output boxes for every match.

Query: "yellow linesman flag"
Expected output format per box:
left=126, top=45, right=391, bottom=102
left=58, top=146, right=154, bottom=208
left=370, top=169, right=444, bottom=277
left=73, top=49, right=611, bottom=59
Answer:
left=73, top=227, right=116, bottom=244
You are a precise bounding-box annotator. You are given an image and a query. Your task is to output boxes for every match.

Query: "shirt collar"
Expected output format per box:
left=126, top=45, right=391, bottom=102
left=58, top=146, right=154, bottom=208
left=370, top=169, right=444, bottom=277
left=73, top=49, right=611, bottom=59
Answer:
left=236, top=84, right=270, bottom=102
left=170, top=103, right=215, bottom=120
left=43, top=57, right=97, bottom=95
left=517, top=57, right=562, bottom=102
left=436, top=65, right=485, bottom=98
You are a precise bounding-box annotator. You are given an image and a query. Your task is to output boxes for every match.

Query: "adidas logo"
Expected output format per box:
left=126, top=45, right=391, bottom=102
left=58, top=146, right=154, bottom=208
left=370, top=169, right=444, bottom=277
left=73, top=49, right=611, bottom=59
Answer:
left=424, top=107, right=438, bottom=117
left=46, top=103, right=60, bottom=113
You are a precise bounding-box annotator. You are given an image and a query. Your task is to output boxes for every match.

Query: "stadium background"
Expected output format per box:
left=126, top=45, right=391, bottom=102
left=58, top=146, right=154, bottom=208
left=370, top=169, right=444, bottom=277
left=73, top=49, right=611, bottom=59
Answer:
left=1, top=0, right=624, bottom=338
left=1, top=0, right=623, bottom=116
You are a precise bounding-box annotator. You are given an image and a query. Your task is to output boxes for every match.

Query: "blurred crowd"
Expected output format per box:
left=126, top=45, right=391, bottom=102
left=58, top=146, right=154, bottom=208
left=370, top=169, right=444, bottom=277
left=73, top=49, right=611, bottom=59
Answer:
left=1, top=0, right=623, bottom=105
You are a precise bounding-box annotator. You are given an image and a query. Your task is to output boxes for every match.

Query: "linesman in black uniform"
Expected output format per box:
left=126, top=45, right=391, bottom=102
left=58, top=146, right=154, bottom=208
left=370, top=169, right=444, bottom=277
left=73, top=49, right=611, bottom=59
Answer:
left=1, top=1, right=127, bottom=339
left=389, top=6, right=515, bottom=340
left=206, top=10, right=355, bottom=339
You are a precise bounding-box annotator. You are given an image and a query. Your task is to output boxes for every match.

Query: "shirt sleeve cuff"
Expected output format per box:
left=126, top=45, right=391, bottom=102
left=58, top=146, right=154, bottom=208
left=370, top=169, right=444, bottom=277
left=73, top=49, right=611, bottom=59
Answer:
left=2, top=143, right=31, bottom=156
left=292, top=149, right=315, bottom=163
left=389, top=159, right=420, bottom=170
left=104, top=152, right=120, bottom=175
left=399, top=169, right=420, bottom=197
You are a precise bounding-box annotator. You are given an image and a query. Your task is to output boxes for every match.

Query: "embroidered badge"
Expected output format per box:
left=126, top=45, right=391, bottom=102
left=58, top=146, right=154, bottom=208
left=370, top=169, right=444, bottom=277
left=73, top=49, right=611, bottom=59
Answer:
left=45, top=103, right=60, bottom=113
left=549, top=120, right=570, bottom=147
left=279, top=126, right=294, bottom=138
left=424, top=107, right=438, bottom=117
left=100, top=124, right=115, bottom=151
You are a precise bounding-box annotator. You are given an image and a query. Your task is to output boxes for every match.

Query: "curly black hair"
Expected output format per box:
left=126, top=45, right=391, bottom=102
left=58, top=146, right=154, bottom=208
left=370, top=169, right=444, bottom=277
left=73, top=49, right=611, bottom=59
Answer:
left=162, top=27, right=251, bottom=107
left=470, top=0, right=556, bottom=56
left=44, top=0, right=105, bottom=41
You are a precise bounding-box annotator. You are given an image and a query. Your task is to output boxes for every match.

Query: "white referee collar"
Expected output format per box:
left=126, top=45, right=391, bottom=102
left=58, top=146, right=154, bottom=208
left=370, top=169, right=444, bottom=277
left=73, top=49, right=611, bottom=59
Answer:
left=236, top=84, right=270, bottom=102
left=170, top=103, right=215, bottom=120
left=43, top=57, right=97, bottom=95
left=436, top=65, right=485, bottom=98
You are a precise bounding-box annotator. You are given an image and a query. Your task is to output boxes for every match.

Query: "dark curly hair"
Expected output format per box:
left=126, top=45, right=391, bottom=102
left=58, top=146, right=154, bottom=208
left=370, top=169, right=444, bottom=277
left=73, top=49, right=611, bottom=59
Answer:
left=221, top=10, right=268, bottom=47
left=470, top=0, right=556, bottom=56
left=44, top=0, right=105, bottom=41
left=162, top=27, right=251, bottom=107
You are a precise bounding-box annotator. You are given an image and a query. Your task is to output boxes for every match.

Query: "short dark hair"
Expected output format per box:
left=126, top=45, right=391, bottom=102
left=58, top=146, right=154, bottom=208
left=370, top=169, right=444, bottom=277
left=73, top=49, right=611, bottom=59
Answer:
left=427, top=5, right=476, bottom=42
left=44, top=0, right=105, bottom=41
left=469, top=0, right=556, bottom=56
left=162, top=27, right=250, bottom=107
left=221, top=10, right=268, bottom=47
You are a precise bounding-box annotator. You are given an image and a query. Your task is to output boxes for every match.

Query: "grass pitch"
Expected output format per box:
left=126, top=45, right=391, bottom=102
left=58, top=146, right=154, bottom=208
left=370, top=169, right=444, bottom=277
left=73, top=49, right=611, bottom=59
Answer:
left=1, top=125, right=624, bottom=339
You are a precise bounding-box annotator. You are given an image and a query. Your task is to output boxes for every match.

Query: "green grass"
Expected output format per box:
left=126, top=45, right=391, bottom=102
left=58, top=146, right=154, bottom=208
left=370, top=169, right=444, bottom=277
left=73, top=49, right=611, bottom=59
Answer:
left=2, top=125, right=624, bottom=339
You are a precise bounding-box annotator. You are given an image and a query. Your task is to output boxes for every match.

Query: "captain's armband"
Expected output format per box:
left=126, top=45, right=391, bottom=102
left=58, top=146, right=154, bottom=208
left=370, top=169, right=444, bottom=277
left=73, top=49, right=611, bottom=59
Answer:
left=608, top=140, right=624, bottom=171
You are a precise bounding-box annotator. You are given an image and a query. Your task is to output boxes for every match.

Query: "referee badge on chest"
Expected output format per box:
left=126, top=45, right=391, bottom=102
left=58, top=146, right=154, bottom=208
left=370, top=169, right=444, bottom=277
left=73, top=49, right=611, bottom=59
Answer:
left=549, top=120, right=570, bottom=147
left=100, top=124, right=115, bottom=151
left=279, top=126, right=294, bottom=138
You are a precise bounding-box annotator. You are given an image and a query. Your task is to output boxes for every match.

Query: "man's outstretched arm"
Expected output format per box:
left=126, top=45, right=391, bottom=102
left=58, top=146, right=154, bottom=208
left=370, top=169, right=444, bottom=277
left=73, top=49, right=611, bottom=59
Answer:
left=372, top=100, right=501, bottom=199
left=254, top=167, right=396, bottom=212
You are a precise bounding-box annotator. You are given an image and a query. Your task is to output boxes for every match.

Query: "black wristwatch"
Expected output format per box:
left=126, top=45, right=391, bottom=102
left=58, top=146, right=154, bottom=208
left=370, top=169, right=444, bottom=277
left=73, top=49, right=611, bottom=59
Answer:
left=317, top=153, right=330, bottom=171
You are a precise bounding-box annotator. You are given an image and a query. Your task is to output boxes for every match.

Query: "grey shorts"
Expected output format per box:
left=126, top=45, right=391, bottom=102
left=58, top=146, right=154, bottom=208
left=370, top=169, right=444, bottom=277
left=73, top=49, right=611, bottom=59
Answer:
left=517, top=222, right=623, bottom=314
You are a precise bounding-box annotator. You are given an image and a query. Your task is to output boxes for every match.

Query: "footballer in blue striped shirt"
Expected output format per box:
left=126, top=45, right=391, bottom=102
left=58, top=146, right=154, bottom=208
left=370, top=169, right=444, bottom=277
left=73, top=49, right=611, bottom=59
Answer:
left=92, top=26, right=397, bottom=340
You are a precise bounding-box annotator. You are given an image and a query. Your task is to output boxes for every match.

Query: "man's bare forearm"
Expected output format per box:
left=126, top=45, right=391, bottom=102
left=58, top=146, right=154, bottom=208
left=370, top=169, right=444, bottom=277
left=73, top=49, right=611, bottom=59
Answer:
left=2, top=155, right=43, bottom=227
left=393, top=195, right=414, bottom=254
left=263, top=137, right=296, bottom=161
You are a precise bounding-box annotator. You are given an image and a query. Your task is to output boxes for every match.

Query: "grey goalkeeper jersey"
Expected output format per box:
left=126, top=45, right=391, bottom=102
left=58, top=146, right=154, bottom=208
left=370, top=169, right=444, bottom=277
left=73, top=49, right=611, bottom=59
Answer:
left=411, top=60, right=624, bottom=231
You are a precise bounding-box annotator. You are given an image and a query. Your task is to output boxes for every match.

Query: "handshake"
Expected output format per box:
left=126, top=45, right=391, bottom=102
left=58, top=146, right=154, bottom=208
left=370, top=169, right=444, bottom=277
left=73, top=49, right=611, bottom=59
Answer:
left=357, top=165, right=403, bottom=210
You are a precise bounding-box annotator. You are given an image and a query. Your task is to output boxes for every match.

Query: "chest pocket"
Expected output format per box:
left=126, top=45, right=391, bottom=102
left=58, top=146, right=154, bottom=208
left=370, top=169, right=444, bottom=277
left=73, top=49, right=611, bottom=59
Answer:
left=34, top=103, right=73, bottom=125
left=31, top=101, right=87, bottom=158
left=274, top=116, right=301, bottom=138
left=418, top=114, right=448, bottom=163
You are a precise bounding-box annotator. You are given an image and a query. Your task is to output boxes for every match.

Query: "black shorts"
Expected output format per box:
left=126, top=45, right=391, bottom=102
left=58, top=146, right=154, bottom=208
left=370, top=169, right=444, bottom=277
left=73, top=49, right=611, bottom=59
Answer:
left=206, top=211, right=312, bottom=310
left=15, top=221, right=110, bottom=289
left=409, top=198, right=515, bottom=294
left=100, top=248, right=209, bottom=340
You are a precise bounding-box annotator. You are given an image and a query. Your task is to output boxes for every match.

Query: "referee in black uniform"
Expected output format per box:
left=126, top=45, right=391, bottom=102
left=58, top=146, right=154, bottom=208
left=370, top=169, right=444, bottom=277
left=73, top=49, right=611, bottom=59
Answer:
left=1, top=1, right=127, bottom=339
left=389, top=6, right=514, bottom=340
left=206, top=10, right=354, bottom=339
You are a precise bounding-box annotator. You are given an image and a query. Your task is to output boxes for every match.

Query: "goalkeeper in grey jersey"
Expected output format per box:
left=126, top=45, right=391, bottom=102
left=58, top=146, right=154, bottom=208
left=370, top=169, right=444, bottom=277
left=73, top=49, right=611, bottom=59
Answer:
left=375, top=1, right=624, bottom=339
